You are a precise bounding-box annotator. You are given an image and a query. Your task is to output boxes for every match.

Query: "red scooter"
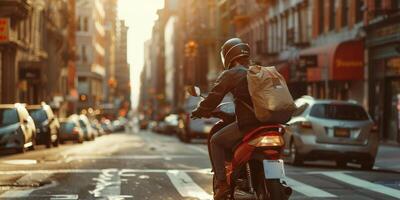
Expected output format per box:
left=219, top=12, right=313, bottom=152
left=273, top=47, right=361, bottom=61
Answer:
left=187, top=86, right=292, bottom=200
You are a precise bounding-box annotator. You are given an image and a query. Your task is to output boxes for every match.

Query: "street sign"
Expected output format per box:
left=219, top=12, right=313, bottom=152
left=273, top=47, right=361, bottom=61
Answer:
left=299, top=55, right=318, bottom=68
left=0, top=18, right=10, bottom=43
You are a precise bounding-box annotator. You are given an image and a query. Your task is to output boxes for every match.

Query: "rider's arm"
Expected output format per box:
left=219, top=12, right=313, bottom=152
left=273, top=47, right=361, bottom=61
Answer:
left=194, top=70, right=236, bottom=114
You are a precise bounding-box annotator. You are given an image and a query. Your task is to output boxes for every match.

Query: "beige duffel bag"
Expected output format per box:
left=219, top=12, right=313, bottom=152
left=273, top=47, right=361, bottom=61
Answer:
left=245, top=65, right=296, bottom=123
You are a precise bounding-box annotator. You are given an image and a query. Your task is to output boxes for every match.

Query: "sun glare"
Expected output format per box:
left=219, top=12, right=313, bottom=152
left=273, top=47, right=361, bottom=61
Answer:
left=118, top=0, right=164, bottom=109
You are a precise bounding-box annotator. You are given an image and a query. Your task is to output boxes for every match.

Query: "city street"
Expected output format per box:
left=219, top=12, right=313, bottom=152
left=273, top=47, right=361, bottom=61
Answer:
left=0, top=128, right=399, bottom=200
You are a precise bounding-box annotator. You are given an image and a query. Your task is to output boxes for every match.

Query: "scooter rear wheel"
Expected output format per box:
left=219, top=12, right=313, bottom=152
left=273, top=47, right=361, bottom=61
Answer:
left=265, top=179, right=285, bottom=200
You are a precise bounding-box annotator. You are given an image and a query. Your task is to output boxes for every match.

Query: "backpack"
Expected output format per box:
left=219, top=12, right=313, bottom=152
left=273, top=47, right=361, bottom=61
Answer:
left=242, top=65, right=296, bottom=123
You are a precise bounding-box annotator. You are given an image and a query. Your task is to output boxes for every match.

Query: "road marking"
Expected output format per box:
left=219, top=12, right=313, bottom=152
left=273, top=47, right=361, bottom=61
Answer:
left=285, top=177, right=337, bottom=198
left=49, top=195, right=79, bottom=200
left=0, top=181, right=58, bottom=198
left=89, top=169, right=132, bottom=199
left=0, top=194, right=78, bottom=200
left=65, top=154, right=205, bottom=161
left=166, top=170, right=213, bottom=200
left=1, top=159, right=37, bottom=165
left=187, top=145, right=209, bottom=155
left=320, top=172, right=400, bottom=199
left=0, top=168, right=213, bottom=175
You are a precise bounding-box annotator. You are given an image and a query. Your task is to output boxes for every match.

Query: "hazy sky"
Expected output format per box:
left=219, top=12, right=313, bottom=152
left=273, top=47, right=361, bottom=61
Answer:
left=118, top=0, right=164, bottom=108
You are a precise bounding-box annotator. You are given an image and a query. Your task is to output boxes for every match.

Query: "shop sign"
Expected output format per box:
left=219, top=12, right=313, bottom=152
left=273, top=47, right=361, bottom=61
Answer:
left=372, top=24, right=400, bottom=38
left=0, top=18, right=10, bottom=43
left=387, top=57, right=400, bottom=74
left=335, top=59, right=363, bottom=68
left=299, top=55, right=317, bottom=68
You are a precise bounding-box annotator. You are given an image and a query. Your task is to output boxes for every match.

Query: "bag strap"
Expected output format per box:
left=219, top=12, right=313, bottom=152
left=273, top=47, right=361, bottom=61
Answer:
left=237, top=99, right=255, bottom=113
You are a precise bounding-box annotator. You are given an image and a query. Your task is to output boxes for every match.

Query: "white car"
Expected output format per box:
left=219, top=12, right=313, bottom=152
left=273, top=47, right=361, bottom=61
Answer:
left=0, top=104, right=36, bottom=153
left=283, top=96, right=379, bottom=169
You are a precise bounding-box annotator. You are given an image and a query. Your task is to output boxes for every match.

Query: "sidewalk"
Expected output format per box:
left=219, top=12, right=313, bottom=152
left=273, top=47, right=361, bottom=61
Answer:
left=374, top=143, right=400, bottom=172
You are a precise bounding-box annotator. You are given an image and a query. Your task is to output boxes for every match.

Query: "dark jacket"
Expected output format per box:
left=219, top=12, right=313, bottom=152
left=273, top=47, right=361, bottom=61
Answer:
left=195, top=65, right=261, bottom=133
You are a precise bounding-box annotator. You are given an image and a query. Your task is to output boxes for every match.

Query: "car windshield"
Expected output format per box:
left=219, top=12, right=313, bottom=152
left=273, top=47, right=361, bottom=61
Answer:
left=29, top=109, right=48, bottom=123
left=0, top=108, right=19, bottom=126
left=310, top=103, right=369, bottom=121
left=61, top=122, right=75, bottom=133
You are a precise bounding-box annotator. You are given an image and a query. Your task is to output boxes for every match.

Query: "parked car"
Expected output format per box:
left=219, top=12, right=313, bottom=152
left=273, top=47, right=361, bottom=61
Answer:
left=59, top=118, right=84, bottom=144
left=70, top=114, right=96, bottom=141
left=176, top=96, right=225, bottom=143
left=112, top=117, right=127, bottom=132
left=283, top=96, right=379, bottom=170
left=164, top=114, right=179, bottom=134
left=91, top=119, right=106, bottom=136
left=0, top=104, right=36, bottom=153
left=152, top=120, right=167, bottom=134
left=101, top=119, right=113, bottom=133
left=139, top=114, right=149, bottom=130
left=27, top=103, right=60, bottom=148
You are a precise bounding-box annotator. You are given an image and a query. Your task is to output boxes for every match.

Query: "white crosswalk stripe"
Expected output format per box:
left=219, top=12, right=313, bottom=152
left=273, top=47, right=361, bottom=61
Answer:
left=318, top=171, right=400, bottom=199
left=166, top=170, right=213, bottom=200
left=285, top=177, right=337, bottom=198
left=1, top=169, right=400, bottom=199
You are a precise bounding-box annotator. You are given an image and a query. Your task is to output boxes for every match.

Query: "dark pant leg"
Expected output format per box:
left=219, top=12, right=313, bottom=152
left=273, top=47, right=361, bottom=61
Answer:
left=210, top=122, right=243, bottom=181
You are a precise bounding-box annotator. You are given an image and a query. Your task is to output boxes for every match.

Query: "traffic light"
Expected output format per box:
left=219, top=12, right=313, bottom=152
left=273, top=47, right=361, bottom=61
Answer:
left=185, top=40, right=198, bottom=57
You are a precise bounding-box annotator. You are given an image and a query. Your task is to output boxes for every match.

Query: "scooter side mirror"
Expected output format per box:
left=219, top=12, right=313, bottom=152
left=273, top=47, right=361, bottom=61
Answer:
left=186, top=86, right=201, bottom=97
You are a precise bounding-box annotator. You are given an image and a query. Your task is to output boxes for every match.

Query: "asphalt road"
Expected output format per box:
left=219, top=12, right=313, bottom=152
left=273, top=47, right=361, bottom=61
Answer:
left=0, top=127, right=399, bottom=200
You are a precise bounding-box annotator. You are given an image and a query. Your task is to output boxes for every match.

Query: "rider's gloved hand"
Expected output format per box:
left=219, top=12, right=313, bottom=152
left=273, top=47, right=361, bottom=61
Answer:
left=191, top=108, right=210, bottom=119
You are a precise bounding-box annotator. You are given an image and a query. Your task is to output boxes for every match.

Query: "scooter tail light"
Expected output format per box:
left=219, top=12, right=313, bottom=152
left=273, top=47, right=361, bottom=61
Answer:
left=248, top=135, right=284, bottom=147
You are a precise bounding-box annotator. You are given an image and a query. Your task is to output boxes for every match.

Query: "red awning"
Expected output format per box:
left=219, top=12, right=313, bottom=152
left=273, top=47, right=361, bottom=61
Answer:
left=300, top=40, right=364, bottom=81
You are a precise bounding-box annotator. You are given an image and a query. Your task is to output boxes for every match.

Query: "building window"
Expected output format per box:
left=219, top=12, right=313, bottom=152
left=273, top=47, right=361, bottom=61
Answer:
left=342, top=0, right=348, bottom=27
left=83, top=17, right=88, bottom=32
left=77, top=16, right=81, bottom=31
left=318, top=0, right=324, bottom=34
left=355, top=0, right=363, bottom=22
left=81, top=45, right=87, bottom=63
left=392, top=0, right=399, bottom=9
left=329, top=0, right=336, bottom=30
left=375, top=0, right=382, bottom=9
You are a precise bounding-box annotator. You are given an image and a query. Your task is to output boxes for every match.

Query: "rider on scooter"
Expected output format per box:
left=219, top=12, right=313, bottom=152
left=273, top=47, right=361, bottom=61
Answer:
left=191, top=38, right=264, bottom=199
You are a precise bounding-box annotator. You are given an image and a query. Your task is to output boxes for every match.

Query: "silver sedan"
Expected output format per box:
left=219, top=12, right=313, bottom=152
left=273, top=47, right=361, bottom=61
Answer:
left=283, top=96, right=379, bottom=170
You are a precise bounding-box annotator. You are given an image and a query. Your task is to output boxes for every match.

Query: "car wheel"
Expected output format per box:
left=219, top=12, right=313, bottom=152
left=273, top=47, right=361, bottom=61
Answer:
left=178, top=127, right=191, bottom=143
left=289, top=140, right=303, bottom=166
left=17, top=135, right=26, bottom=153
left=361, top=159, right=375, bottom=170
left=52, top=131, right=59, bottom=147
left=45, top=134, right=52, bottom=148
left=336, top=160, right=347, bottom=168
left=28, top=135, right=36, bottom=151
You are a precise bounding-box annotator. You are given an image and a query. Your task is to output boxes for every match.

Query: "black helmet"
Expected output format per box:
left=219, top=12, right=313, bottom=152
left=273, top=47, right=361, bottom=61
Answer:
left=220, top=38, right=250, bottom=70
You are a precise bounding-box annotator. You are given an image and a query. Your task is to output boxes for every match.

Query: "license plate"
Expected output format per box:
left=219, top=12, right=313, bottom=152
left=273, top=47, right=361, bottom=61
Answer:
left=263, top=159, right=285, bottom=179
left=335, top=128, right=350, bottom=138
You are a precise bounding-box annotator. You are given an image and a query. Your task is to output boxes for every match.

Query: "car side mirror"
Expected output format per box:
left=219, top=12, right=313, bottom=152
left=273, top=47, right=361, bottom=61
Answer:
left=23, top=119, right=28, bottom=124
left=186, top=86, right=201, bottom=97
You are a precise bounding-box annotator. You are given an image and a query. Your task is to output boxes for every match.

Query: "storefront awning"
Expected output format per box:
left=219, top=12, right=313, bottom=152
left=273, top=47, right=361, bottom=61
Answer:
left=300, top=40, right=364, bottom=81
